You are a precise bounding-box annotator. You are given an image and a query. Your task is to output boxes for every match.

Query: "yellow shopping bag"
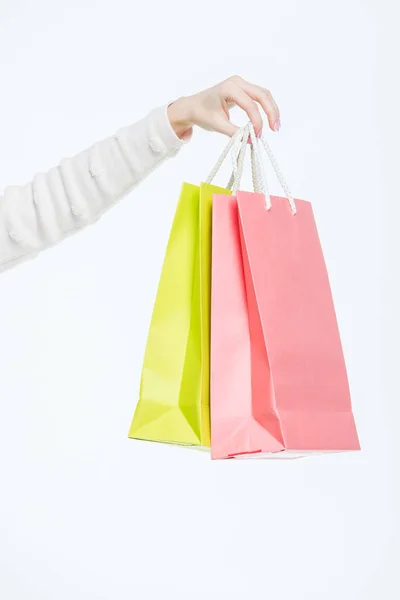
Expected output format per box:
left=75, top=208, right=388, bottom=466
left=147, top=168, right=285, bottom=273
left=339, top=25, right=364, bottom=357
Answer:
left=129, top=181, right=231, bottom=447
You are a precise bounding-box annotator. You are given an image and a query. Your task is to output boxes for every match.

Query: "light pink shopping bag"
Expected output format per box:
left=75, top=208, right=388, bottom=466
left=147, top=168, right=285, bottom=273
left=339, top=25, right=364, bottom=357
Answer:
left=210, top=191, right=360, bottom=460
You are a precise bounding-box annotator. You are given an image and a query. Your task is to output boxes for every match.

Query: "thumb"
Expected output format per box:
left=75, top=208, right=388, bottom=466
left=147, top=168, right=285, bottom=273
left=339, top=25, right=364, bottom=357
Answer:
left=213, top=117, right=239, bottom=138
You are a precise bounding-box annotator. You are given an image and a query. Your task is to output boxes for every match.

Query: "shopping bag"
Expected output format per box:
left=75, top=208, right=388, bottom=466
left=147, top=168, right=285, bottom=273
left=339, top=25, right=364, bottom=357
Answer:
left=129, top=177, right=231, bottom=447
left=210, top=125, right=360, bottom=459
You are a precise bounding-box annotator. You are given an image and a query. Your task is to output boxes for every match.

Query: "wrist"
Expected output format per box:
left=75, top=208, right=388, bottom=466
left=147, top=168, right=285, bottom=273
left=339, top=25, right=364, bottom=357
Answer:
left=168, top=97, right=194, bottom=140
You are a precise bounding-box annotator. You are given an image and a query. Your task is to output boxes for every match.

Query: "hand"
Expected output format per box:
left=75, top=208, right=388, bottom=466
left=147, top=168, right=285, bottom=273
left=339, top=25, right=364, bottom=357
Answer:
left=167, top=75, right=280, bottom=140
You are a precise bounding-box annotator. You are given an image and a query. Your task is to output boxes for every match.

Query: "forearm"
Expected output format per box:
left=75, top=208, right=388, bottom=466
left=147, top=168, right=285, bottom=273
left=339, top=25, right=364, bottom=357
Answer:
left=0, top=105, right=184, bottom=273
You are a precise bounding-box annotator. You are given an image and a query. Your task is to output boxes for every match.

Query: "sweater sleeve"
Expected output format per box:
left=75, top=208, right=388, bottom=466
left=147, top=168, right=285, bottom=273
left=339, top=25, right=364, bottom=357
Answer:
left=0, top=105, right=186, bottom=273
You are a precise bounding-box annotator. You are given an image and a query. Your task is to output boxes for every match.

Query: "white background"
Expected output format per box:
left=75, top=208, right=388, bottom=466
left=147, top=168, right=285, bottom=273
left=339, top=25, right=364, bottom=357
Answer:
left=0, top=1, right=397, bottom=598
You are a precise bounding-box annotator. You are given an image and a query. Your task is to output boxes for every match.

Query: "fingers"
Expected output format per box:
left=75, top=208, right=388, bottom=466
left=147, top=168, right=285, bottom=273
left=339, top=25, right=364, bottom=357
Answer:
left=223, top=81, right=264, bottom=135
left=213, top=118, right=239, bottom=137
left=242, top=82, right=280, bottom=131
left=224, top=76, right=281, bottom=132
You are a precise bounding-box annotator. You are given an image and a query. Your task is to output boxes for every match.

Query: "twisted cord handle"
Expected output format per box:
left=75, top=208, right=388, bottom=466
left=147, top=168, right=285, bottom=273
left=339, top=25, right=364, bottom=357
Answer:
left=205, top=128, right=244, bottom=185
left=258, top=134, right=296, bottom=214
left=206, top=121, right=296, bottom=215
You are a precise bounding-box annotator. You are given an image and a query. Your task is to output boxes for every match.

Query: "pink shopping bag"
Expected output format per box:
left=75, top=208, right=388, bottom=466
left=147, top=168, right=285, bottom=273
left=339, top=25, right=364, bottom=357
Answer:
left=210, top=134, right=360, bottom=460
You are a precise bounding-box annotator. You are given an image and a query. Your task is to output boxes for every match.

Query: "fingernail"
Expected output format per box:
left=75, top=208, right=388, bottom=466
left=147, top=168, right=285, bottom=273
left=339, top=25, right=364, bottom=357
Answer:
left=273, top=118, right=281, bottom=132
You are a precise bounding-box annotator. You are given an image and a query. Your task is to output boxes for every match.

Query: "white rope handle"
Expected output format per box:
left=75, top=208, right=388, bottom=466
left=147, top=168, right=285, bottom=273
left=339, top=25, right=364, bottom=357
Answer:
left=206, top=121, right=296, bottom=215
left=226, top=127, right=246, bottom=190
left=206, top=127, right=246, bottom=185
left=231, top=126, right=250, bottom=193
left=229, top=124, right=266, bottom=193
left=248, top=123, right=269, bottom=201
left=224, top=124, right=271, bottom=198
left=207, top=124, right=257, bottom=192
left=258, top=133, right=297, bottom=214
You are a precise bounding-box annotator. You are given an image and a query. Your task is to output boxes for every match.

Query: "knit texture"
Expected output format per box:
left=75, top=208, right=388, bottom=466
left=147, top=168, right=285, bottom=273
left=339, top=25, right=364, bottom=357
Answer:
left=0, top=105, right=185, bottom=273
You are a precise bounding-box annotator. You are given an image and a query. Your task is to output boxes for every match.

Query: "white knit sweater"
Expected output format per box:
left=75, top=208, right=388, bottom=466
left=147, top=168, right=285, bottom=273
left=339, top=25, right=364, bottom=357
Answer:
left=0, top=105, right=185, bottom=273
